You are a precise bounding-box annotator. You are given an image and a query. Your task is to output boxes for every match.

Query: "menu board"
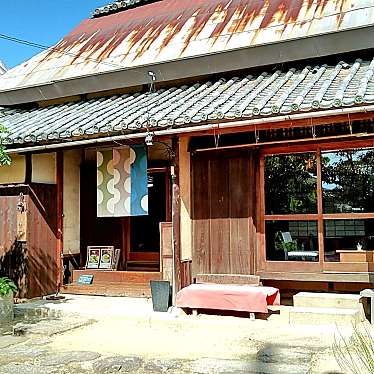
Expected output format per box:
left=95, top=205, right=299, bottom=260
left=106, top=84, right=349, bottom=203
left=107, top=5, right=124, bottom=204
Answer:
left=86, top=246, right=114, bottom=269
left=99, top=248, right=114, bottom=269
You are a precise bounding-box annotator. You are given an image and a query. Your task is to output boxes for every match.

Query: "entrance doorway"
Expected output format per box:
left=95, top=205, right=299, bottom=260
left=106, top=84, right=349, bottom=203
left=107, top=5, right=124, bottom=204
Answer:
left=80, top=162, right=170, bottom=272
left=127, top=168, right=170, bottom=271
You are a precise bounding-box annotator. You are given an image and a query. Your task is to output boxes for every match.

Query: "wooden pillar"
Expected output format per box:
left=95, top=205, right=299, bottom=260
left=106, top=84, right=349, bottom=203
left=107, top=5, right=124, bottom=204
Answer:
left=25, top=153, right=32, bottom=184
left=172, top=137, right=181, bottom=302
left=56, top=151, right=63, bottom=293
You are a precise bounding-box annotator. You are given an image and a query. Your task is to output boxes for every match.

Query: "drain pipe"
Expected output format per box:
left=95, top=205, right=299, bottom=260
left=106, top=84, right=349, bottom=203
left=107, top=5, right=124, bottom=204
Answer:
left=5, top=105, right=374, bottom=154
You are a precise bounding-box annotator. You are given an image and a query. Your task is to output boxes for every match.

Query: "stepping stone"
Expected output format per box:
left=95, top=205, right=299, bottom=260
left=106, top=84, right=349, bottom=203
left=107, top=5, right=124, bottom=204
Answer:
left=0, top=363, right=60, bottom=374
left=38, top=350, right=100, bottom=366
left=93, top=356, right=143, bottom=373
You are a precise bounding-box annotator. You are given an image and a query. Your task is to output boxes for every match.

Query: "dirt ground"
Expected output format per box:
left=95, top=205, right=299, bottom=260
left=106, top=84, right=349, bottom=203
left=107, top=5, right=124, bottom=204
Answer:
left=0, top=294, right=355, bottom=373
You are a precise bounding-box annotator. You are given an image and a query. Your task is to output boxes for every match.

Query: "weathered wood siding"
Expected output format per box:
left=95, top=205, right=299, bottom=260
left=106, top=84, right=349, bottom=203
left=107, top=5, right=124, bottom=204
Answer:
left=27, top=184, right=58, bottom=298
left=0, top=184, right=57, bottom=298
left=191, top=150, right=258, bottom=277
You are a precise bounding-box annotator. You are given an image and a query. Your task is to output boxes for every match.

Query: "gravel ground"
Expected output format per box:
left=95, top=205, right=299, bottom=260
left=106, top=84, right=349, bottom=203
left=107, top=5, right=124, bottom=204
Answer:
left=0, top=295, right=352, bottom=374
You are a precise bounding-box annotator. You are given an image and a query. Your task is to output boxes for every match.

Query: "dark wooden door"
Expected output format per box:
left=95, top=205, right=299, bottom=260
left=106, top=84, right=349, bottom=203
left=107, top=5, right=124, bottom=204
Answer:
left=191, top=149, right=258, bottom=276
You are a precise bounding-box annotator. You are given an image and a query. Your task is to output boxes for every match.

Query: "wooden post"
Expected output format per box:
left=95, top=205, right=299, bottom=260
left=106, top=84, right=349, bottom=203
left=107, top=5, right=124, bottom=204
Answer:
left=25, top=153, right=32, bottom=184
left=56, top=151, right=63, bottom=293
left=172, top=137, right=181, bottom=304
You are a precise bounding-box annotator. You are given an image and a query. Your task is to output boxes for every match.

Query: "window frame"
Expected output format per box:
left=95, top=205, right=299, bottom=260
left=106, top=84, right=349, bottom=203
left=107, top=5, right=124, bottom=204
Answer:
left=259, top=139, right=374, bottom=273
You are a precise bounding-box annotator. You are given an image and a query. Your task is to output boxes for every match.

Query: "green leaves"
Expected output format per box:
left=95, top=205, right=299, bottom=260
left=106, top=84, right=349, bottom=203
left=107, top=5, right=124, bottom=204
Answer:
left=0, top=277, right=17, bottom=296
left=0, top=124, right=11, bottom=166
left=333, top=323, right=374, bottom=374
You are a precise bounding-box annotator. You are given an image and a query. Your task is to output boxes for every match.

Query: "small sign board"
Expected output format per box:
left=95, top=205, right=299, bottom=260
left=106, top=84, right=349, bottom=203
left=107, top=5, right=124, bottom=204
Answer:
left=86, top=247, right=101, bottom=269
left=99, top=248, right=114, bottom=269
left=77, top=274, right=94, bottom=285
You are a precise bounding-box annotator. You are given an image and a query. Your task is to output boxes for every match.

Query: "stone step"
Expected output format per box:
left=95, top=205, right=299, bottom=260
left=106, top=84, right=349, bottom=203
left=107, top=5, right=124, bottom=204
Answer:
left=293, top=292, right=362, bottom=310
left=289, top=306, right=362, bottom=326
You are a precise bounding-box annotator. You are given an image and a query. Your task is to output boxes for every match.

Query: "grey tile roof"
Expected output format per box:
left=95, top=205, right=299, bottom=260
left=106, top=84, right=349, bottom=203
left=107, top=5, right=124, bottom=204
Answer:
left=93, top=0, right=155, bottom=17
left=2, top=57, right=374, bottom=147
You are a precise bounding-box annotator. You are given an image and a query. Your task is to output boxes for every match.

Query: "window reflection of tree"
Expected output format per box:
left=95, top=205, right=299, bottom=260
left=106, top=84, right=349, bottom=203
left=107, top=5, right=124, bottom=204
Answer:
left=265, top=153, right=317, bottom=215
left=322, top=150, right=374, bottom=213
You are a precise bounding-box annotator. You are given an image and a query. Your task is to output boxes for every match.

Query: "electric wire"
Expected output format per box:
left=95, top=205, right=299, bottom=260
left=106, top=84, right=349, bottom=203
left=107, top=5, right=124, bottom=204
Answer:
left=0, top=32, right=125, bottom=69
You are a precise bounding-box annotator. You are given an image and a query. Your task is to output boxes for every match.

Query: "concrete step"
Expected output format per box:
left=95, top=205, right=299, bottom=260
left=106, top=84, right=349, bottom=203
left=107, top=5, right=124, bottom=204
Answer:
left=289, top=306, right=362, bottom=326
left=293, top=292, right=362, bottom=310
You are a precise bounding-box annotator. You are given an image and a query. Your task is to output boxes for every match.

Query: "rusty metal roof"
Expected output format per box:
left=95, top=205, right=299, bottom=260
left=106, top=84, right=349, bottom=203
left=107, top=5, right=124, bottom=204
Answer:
left=2, top=57, right=374, bottom=146
left=1, top=0, right=374, bottom=93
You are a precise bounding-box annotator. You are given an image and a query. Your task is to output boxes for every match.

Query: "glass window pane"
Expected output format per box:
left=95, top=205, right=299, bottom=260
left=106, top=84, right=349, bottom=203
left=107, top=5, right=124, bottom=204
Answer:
left=324, top=219, right=374, bottom=262
left=266, top=220, right=319, bottom=261
left=322, top=149, right=374, bottom=213
left=265, top=153, right=317, bottom=214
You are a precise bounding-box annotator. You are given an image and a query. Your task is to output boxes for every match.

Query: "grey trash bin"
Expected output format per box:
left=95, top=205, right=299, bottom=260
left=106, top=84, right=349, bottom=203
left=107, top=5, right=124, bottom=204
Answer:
left=150, top=280, right=171, bottom=312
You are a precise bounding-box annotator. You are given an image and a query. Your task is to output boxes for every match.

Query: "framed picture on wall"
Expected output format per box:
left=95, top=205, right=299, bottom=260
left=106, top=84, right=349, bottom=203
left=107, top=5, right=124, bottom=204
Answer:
left=86, top=247, right=101, bottom=269
left=99, top=247, right=114, bottom=269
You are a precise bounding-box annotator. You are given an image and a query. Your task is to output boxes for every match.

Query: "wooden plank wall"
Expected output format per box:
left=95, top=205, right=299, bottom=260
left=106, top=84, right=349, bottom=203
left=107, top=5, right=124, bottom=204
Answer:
left=27, top=183, right=58, bottom=298
left=191, top=149, right=258, bottom=277
left=0, top=191, right=25, bottom=293
left=0, top=184, right=57, bottom=298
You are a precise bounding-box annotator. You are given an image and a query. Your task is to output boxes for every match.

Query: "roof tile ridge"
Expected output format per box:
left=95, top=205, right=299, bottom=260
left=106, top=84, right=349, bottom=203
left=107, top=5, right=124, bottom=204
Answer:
left=291, top=65, right=327, bottom=111
left=191, top=79, right=235, bottom=123
left=252, top=69, right=295, bottom=116
left=149, top=84, right=201, bottom=126
left=180, top=80, right=224, bottom=124
left=155, top=84, right=209, bottom=127
left=215, top=75, right=253, bottom=119
left=123, top=87, right=175, bottom=129
left=9, top=102, right=81, bottom=142
left=235, top=72, right=273, bottom=117
left=312, top=63, right=343, bottom=109
left=271, top=66, right=310, bottom=114
left=199, top=77, right=243, bottom=119
left=169, top=82, right=215, bottom=125
left=46, top=98, right=116, bottom=138
left=355, top=57, right=374, bottom=104
left=333, top=59, right=362, bottom=107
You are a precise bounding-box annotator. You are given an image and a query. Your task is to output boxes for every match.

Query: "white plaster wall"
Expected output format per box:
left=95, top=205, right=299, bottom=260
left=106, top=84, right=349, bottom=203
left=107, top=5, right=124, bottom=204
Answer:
left=0, top=155, right=25, bottom=184
left=32, top=153, right=56, bottom=184
left=63, top=150, right=82, bottom=255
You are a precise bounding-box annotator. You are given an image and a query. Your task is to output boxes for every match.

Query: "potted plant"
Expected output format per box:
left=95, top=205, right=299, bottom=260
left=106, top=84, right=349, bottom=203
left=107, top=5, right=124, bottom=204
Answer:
left=0, top=277, right=17, bottom=322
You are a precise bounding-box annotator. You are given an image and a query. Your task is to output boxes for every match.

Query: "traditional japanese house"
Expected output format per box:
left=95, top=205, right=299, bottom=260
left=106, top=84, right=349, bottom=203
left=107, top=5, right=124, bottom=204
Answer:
left=1, top=0, right=374, bottom=298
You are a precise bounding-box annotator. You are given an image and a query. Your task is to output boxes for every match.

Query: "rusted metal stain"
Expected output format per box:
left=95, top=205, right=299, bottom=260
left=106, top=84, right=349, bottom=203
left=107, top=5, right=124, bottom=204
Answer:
left=45, top=0, right=332, bottom=63
left=0, top=0, right=370, bottom=90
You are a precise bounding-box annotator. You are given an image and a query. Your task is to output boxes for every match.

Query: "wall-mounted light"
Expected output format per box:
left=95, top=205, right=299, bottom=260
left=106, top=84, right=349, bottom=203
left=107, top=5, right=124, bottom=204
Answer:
left=145, top=132, right=154, bottom=146
left=17, top=193, right=25, bottom=212
left=148, top=71, right=156, bottom=82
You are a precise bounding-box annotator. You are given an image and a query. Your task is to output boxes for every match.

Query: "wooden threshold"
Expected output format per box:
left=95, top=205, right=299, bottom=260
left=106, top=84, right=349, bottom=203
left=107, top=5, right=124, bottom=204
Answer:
left=258, top=271, right=374, bottom=283
left=72, top=270, right=162, bottom=283
left=62, top=282, right=151, bottom=298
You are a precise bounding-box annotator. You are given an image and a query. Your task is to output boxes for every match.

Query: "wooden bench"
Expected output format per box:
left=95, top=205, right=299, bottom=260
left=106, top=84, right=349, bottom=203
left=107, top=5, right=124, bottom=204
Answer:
left=177, top=274, right=275, bottom=319
left=195, top=274, right=261, bottom=286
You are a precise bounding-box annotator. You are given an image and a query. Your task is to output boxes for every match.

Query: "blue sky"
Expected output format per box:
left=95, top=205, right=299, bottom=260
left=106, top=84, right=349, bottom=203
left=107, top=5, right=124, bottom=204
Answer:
left=0, top=0, right=109, bottom=68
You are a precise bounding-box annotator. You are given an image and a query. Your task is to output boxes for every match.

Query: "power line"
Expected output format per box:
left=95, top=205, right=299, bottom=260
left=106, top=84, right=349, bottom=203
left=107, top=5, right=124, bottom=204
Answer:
left=0, top=32, right=125, bottom=69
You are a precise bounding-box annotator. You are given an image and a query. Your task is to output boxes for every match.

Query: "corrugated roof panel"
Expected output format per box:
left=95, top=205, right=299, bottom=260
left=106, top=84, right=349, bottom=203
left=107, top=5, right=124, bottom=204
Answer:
left=1, top=0, right=373, bottom=92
